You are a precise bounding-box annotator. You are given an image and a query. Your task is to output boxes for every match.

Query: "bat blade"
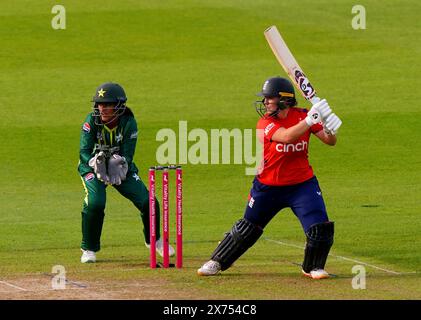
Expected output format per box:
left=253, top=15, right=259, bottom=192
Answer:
left=264, top=25, right=319, bottom=104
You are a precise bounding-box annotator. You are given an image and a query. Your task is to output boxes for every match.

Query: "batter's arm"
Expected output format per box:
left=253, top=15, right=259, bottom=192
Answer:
left=271, top=120, right=311, bottom=144
left=314, top=129, right=337, bottom=146
left=271, top=103, right=322, bottom=143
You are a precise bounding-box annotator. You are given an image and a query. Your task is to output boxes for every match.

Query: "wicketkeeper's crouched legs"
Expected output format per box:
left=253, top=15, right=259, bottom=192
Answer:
left=138, top=199, right=161, bottom=245
left=210, top=218, right=263, bottom=271
left=114, top=172, right=161, bottom=244
left=80, top=175, right=106, bottom=252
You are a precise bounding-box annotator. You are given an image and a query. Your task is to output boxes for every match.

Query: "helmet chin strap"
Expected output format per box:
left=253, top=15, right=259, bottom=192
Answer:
left=277, top=100, right=289, bottom=110
left=268, top=108, right=281, bottom=118
left=255, top=98, right=291, bottom=118
left=100, top=113, right=120, bottom=126
left=268, top=100, right=289, bottom=117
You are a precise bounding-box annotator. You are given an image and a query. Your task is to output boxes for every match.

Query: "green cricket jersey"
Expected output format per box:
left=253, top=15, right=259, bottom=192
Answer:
left=78, top=111, right=139, bottom=176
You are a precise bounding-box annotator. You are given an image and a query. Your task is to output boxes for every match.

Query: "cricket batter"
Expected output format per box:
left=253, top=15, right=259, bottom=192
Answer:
left=198, top=77, right=342, bottom=279
left=78, top=82, right=174, bottom=263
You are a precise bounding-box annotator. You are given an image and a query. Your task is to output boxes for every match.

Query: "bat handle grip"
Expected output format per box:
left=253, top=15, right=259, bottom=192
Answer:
left=310, top=96, right=321, bottom=105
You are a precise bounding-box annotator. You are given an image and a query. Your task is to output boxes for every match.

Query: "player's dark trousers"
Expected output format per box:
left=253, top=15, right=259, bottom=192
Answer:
left=244, top=176, right=329, bottom=232
left=80, top=172, right=160, bottom=252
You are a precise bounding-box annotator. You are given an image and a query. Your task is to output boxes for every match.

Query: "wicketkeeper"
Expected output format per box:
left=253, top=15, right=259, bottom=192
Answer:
left=78, top=82, right=174, bottom=263
left=198, top=77, right=342, bottom=279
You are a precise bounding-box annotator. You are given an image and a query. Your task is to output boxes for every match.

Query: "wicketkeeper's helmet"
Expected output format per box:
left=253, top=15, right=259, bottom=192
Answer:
left=255, top=76, right=297, bottom=117
left=92, top=82, right=127, bottom=125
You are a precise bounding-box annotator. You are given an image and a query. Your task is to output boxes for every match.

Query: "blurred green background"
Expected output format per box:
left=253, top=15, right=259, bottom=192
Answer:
left=0, top=0, right=419, bottom=299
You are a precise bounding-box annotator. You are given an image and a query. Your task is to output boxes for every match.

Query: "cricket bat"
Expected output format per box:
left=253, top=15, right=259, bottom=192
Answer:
left=264, top=25, right=320, bottom=105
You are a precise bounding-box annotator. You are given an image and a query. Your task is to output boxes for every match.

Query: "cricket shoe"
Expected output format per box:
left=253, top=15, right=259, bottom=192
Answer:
left=197, top=260, right=221, bottom=276
left=302, top=268, right=330, bottom=279
left=145, top=238, right=175, bottom=257
left=81, top=249, right=96, bottom=263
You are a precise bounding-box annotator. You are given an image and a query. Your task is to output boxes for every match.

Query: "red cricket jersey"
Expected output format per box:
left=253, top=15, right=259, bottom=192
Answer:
left=256, top=107, right=323, bottom=186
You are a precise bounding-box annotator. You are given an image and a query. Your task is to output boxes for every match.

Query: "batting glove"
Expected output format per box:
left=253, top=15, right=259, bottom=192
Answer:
left=324, top=113, right=342, bottom=135
left=305, top=105, right=322, bottom=126
left=313, top=98, right=332, bottom=121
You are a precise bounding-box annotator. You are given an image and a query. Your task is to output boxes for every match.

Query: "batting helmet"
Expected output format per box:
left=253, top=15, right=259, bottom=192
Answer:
left=255, top=77, right=297, bottom=117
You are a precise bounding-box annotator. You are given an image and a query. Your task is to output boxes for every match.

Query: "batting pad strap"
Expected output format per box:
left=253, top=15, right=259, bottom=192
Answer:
left=302, top=221, right=334, bottom=273
left=211, top=218, right=263, bottom=271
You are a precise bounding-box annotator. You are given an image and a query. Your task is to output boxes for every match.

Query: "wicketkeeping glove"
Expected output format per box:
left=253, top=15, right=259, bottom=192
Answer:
left=88, top=151, right=109, bottom=184
left=324, top=113, right=342, bottom=135
left=108, top=154, right=128, bottom=186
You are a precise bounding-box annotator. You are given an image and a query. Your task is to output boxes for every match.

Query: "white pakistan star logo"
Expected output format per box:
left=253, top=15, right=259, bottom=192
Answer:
left=116, top=133, right=123, bottom=143
left=133, top=173, right=140, bottom=181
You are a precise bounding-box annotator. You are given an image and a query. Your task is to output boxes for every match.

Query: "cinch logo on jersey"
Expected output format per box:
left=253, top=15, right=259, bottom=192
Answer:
left=275, top=141, right=308, bottom=153
left=264, top=122, right=275, bottom=136
left=82, top=122, right=91, bottom=133
left=84, top=173, right=95, bottom=181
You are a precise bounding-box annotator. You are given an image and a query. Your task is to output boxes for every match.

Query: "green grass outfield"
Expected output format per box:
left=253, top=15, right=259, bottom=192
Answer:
left=0, top=0, right=420, bottom=299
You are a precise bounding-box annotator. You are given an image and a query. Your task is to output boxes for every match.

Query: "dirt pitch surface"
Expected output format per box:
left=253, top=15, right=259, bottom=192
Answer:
left=0, top=274, right=208, bottom=300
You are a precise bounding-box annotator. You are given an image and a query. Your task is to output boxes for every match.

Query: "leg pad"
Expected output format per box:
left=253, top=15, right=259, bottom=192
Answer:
left=302, top=222, right=334, bottom=273
left=211, top=218, right=263, bottom=271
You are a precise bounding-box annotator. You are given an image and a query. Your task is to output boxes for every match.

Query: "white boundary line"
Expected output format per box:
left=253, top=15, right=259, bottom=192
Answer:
left=0, top=280, right=28, bottom=291
left=263, top=237, right=415, bottom=275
